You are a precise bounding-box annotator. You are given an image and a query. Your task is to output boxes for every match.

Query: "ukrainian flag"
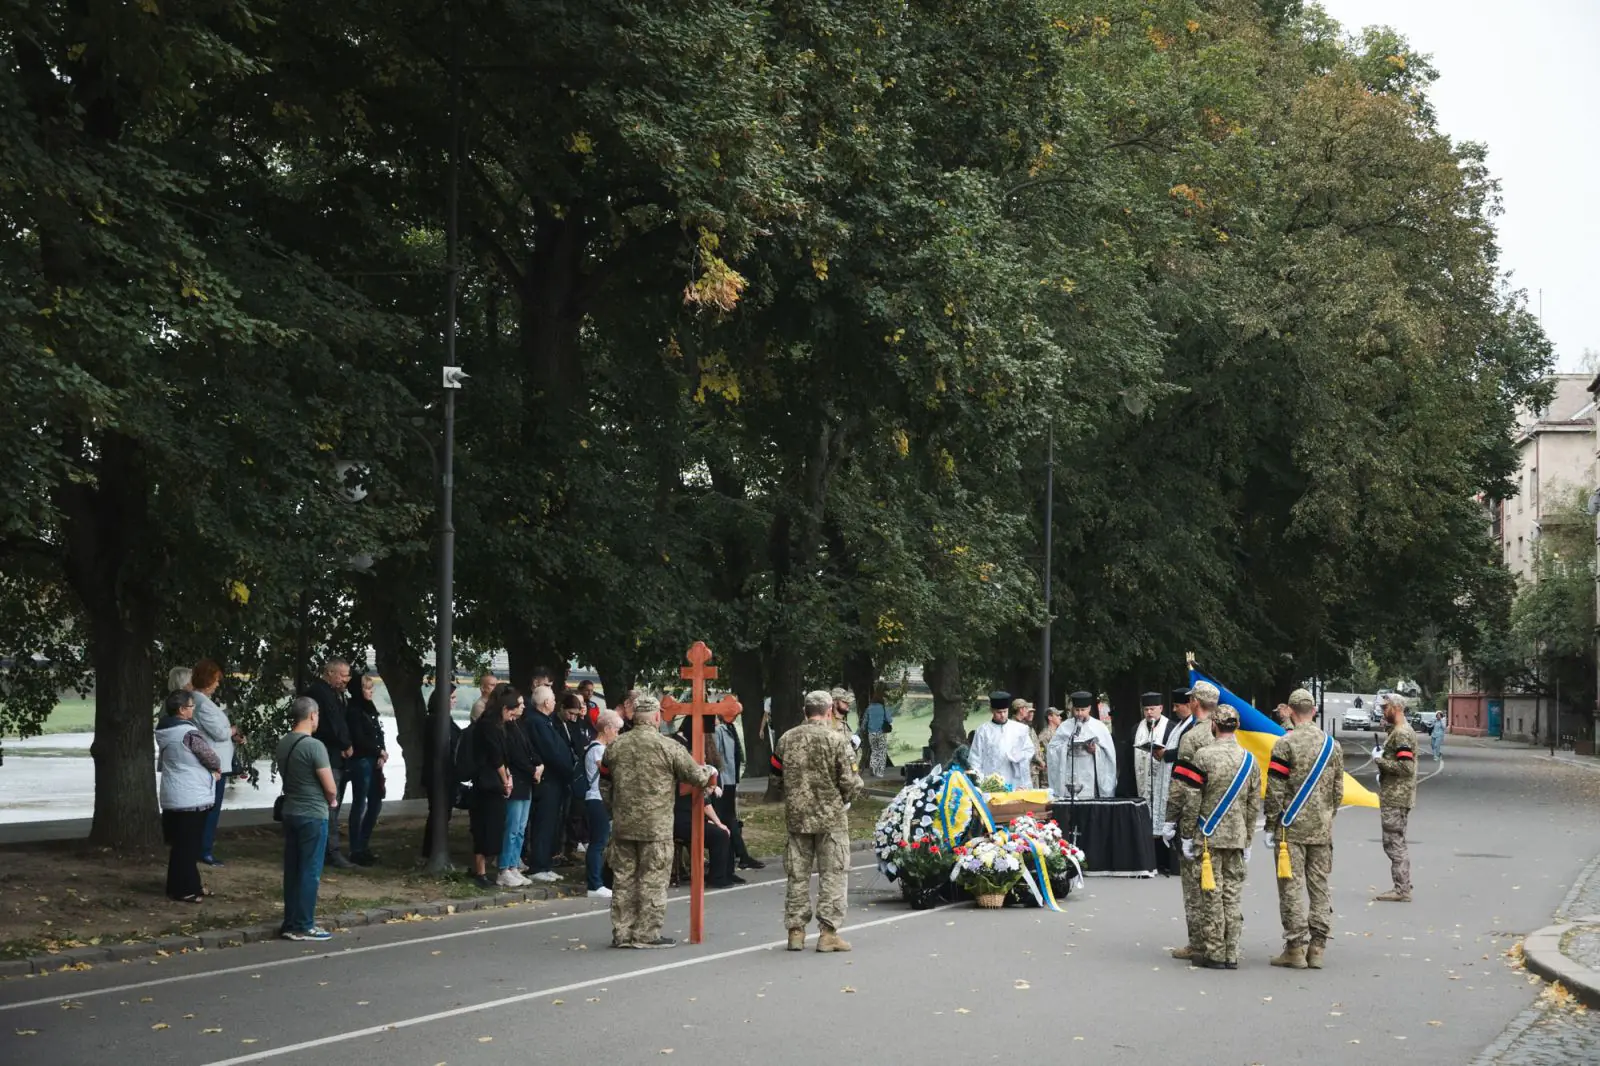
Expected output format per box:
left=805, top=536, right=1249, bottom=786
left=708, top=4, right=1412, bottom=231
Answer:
left=1189, top=667, right=1380, bottom=809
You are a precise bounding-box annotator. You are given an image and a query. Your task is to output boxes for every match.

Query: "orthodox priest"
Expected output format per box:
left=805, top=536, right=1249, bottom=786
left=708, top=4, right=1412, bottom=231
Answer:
left=1048, top=691, right=1117, bottom=799
left=1134, top=692, right=1176, bottom=869
left=969, top=691, right=1035, bottom=790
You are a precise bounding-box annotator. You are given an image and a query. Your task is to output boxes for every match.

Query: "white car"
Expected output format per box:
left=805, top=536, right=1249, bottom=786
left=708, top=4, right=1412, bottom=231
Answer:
left=1342, top=707, right=1371, bottom=732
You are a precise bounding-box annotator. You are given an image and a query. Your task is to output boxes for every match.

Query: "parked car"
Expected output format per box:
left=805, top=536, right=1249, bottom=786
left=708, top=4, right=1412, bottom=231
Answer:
left=1342, top=706, right=1372, bottom=732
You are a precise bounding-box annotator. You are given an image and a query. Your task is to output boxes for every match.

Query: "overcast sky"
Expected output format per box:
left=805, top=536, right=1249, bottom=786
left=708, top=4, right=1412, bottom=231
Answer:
left=1315, top=0, right=1597, bottom=370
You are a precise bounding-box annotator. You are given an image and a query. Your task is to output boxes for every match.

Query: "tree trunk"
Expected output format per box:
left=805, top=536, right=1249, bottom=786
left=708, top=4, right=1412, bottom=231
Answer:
left=505, top=631, right=567, bottom=693
left=87, top=609, right=161, bottom=848
left=763, top=640, right=804, bottom=802
left=594, top=662, right=634, bottom=715
left=925, top=655, right=968, bottom=764
left=360, top=572, right=429, bottom=798
left=844, top=648, right=874, bottom=769
left=1105, top=670, right=1146, bottom=798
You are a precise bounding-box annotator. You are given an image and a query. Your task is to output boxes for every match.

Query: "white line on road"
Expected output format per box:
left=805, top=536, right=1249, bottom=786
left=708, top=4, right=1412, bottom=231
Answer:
left=198, top=905, right=946, bottom=1066
left=0, top=862, right=879, bottom=1013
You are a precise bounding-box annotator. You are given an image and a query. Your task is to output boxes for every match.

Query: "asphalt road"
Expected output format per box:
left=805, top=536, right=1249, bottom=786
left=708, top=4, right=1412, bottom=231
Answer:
left=1, top=737, right=1593, bottom=1066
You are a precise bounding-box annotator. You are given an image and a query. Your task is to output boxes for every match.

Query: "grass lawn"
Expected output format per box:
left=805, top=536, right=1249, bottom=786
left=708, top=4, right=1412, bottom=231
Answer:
left=874, top=697, right=995, bottom=766
left=7, top=698, right=97, bottom=738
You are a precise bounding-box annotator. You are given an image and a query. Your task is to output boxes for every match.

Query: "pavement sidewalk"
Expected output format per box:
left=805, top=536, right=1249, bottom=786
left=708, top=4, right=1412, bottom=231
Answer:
left=1521, top=850, right=1600, bottom=1008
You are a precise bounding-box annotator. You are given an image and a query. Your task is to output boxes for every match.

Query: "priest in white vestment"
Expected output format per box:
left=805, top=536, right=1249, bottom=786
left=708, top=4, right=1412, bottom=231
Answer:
left=1133, top=692, right=1174, bottom=824
left=1048, top=691, right=1118, bottom=799
left=968, top=691, right=1035, bottom=790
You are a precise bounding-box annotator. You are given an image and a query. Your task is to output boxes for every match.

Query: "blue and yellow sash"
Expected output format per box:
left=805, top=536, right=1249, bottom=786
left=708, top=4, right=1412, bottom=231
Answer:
left=1281, top=736, right=1335, bottom=828
left=1018, top=845, right=1063, bottom=912
left=936, top=769, right=994, bottom=846
left=1199, top=752, right=1255, bottom=839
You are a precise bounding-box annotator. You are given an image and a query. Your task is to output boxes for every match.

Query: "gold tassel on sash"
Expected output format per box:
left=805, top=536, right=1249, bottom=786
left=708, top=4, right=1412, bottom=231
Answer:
left=1200, top=840, right=1216, bottom=892
left=1276, top=836, right=1293, bottom=881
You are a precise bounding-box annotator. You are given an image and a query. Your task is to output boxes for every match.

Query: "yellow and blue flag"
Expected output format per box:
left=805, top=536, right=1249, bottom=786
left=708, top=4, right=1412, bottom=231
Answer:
left=1189, top=667, right=1379, bottom=809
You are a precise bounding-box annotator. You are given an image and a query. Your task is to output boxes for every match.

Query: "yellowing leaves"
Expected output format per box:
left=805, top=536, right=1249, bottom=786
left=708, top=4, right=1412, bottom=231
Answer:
left=1386, top=54, right=1407, bottom=70
left=1169, top=184, right=1206, bottom=209
left=568, top=130, right=594, bottom=155
left=683, top=229, right=747, bottom=314
left=891, top=428, right=910, bottom=458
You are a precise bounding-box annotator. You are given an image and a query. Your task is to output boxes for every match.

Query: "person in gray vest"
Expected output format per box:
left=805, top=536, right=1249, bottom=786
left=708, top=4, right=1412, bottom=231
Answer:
left=156, top=690, right=222, bottom=903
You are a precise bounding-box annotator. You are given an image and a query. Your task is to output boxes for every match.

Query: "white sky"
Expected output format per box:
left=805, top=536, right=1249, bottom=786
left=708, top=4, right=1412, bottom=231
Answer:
left=1315, top=0, right=1598, bottom=369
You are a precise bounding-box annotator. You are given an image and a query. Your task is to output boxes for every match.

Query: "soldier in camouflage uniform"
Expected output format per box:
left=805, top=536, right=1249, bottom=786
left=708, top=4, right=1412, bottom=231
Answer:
left=602, top=695, right=716, bottom=948
left=1264, top=688, right=1344, bottom=969
left=1164, top=682, right=1217, bottom=960
left=1373, top=692, right=1418, bottom=902
left=773, top=690, right=863, bottom=952
left=1168, top=703, right=1260, bottom=969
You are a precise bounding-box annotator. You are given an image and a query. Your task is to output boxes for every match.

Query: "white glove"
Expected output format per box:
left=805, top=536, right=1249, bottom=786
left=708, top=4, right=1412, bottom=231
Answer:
left=1181, top=838, right=1196, bottom=861
left=1371, top=745, right=1382, bottom=760
left=850, top=734, right=862, bottom=751
left=1243, top=847, right=1252, bottom=864
left=1263, top=831, right=1275, bottom=848
left=1160, top=821, right=1177, bottom=844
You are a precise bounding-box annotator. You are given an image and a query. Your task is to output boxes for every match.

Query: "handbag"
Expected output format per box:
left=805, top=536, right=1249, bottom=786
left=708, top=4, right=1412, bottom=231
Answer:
left=272, top=734, right=312, bottom=822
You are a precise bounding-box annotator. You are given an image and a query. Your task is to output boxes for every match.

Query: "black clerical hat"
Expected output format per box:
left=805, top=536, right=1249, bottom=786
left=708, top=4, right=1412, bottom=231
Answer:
left=1140, top=691, right=1163, bottom=707
left=1171, top=687, right=1193, bottom=703
left=1069, top=690, right=1093, bottom=708
left=989, top=691, right=1011, bottom=710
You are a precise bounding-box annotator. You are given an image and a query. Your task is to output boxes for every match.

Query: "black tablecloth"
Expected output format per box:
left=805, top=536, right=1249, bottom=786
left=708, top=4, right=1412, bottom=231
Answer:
left=1049, top=798, right=1158, bottom=876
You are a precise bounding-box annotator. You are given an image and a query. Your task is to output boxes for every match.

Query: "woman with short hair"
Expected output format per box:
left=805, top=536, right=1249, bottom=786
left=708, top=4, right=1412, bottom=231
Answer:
left=156, top=690, right=221, bottom=903
left=188, top=659, right=237, bottom=866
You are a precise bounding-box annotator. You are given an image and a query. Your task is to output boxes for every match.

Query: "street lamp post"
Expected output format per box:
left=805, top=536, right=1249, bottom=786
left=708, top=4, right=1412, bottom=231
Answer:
left=1040, top=424, right=1054, bottom=712
left=424, top=7, right=467, bottom=874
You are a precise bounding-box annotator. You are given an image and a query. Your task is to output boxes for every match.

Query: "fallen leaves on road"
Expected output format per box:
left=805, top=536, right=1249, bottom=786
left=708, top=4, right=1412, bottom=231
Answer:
left=477, top=1036, right=493, bottom=1043
left=1014, top=980, right=1030, bottom=990
left=1428, top=1020, right=1443, bottom=1027
left=955, top=1008, right=971, bottom=1015
left=15, top=1030, right=39, bottom=1036
left=202, top=1028, right=223, bottom=1034
left=841, top=987, right=856, bottom=994
left=151, top=1023, right=169, bottom=1031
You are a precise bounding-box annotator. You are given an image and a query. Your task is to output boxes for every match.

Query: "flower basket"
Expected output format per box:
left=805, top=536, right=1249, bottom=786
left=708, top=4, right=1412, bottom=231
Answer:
left=950, top=834, right=1026, bottom=902
left=974, top=892, right=1007, bottom=909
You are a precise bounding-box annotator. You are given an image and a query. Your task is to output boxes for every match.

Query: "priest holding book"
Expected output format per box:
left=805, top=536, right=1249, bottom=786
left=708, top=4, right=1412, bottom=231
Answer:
left=1048, top=691, right=1117, bottom=800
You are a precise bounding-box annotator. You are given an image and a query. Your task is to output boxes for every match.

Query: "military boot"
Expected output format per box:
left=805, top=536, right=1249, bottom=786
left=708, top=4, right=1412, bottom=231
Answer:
left=786, top=929, right=806, bottom=952
left=816, top=926, right=852, bottom=953
left=1306, top=937, right=1327, bottom=969
left=1269, top=942, right=1308, bottom=969
left=1169, top=945, right=1196, bottom=960
left=1373, top=890, right=1411, bottom=902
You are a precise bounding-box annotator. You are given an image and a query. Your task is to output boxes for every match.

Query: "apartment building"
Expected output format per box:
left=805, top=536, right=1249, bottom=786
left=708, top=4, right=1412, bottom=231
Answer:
left=1495, top=373, right=1596, bottom=581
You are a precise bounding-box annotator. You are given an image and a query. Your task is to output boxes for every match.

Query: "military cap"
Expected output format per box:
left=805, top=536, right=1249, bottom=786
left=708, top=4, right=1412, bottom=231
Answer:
left=1287, top=687, right=1316, bottom=710
left=1069, top=690, right=1093, bottom=708
left=1190, top=680, right=1220, bottom=705
left=1212, top=704, right=1240, bottom=727
left=1140, top=691, right=1163, bottom=707
left=989, top=691, right=1012, bottom=710
left=1171, top=686, right=1193, bottom=703
left=805, top=690, right=834, bottom=715
left=634, top=694, right=661, bottom=717
left=829, top=686, right=852, bottom=703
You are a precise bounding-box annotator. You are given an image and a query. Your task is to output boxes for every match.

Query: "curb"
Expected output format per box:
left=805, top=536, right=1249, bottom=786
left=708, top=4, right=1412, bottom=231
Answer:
left=1522, top=916, right=1600, bottom=1010
left=0, top=886, right=570, bottom=979
left=2, top=842, right=878, bottom=980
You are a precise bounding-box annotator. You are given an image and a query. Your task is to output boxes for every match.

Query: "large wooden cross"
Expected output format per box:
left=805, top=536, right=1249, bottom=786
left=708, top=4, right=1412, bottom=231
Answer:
left=660, top=641, right=743, bottom=944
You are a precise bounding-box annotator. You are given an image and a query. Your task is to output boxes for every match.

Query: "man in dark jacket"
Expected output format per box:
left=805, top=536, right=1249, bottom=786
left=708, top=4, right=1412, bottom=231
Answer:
left=523, top=685, right=572, bottom=882
left=304, top=659, right=354, bottom=868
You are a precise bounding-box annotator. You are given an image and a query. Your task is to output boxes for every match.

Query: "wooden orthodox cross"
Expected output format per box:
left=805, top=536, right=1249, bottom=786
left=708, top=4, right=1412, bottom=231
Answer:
left=660, top=641, right=743, bottom=944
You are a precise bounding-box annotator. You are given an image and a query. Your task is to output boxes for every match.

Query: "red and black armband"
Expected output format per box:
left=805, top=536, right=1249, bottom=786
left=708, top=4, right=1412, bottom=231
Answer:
left=770, top=754, right=784, bottom=776
left=1173, top=759, right=1206, bottom=788
left=1395, top=745, right=1415, bottom=762
left=1267, top=756, right=1293, bottom=780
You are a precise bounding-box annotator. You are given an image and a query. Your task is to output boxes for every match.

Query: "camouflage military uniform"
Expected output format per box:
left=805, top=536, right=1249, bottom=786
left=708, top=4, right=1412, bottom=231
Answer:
left=1169, top=735, right=1261, bottom=966
left=1168, top=719, right=1216, bottom=954
left=1264, top=722, right=1343, bottom=948
left=1033, top=722, right=1058, bottom=789
left=774, top=719, right=862, bottom=936
left=1375, top=723, right=1418, bottom=897
left=603, top=726, right=715, bottom=947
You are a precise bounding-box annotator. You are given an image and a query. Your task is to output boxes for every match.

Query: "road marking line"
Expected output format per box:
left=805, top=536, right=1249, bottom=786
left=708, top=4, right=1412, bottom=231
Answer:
left=198, top=905, right=945, bottom=1066
left=0, top=863, right=878, bottom=1013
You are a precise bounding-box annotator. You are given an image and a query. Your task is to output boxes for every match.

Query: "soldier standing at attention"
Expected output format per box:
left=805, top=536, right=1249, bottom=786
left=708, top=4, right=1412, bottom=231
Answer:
left=602, top=695, right=717, bottom=949
left=1265, top=688, right=1344, bottom=969
left=1169, top=703, right=1260, bottom=970
left=1373, top=692, right=1418, bottom=902
left=1163, top=681, right=1217, bottom=960
left=774, top=690, right=862, bottom=953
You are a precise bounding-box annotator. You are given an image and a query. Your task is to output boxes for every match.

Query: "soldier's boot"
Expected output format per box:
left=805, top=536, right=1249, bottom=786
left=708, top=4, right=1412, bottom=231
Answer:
left=1270, top=942, right=1309, bottom=969
left=1373, top=890, right=1411, bottom=902
left=786, top=929, right=806, bottom=952
left=1306, top=937, right=1327, bottom=970
left=816, top=925, right=852, bottom=953
left=1169, top=945, right=1196, bottom=960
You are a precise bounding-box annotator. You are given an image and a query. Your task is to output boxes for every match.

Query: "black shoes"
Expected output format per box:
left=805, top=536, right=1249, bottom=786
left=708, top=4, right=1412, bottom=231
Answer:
left=636, top=937, right=677, bottom=949
left=350, top=851, right=377, bottom=867
left=737, top=859, right=766, bottom=871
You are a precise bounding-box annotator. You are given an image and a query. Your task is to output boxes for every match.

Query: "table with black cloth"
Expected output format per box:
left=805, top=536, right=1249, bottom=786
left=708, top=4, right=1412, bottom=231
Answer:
left=1049, top=798, right=1158, bottom=877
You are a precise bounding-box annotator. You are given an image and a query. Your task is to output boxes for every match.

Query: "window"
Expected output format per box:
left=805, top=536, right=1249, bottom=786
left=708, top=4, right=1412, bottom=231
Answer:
left=1518, top=536, right=1525, bottom=560
left=1530, top=466, right=1539, bottom=514
left=1519, top=472, right=1525, bottom=513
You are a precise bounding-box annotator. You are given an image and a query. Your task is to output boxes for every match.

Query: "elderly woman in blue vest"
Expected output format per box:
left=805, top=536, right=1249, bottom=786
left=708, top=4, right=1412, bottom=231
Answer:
left=156, top=689, right=223, bottom=903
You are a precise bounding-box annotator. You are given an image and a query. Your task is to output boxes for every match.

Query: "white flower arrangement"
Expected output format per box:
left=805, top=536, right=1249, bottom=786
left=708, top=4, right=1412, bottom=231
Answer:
left=873, top=767, right=947, bottom=879
left=949, top=832, right=1026, bottom=895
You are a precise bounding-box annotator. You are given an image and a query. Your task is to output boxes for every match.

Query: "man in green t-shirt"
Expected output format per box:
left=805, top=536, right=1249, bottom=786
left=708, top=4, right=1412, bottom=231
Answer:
left=276, top=697, right=338, bottom=940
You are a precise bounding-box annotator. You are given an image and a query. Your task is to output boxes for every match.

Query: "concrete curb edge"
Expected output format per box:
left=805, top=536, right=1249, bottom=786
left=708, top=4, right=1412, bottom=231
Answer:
left=1522, top=919, right=1600, bottom=1010
left=2, top=842, right=876, bottom=980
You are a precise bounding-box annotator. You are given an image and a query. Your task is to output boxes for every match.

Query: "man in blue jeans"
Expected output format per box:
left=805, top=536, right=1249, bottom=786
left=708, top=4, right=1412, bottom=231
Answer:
left=523, top=684, right=572, bottom=883
left=277, top=698, right=339, bottom=941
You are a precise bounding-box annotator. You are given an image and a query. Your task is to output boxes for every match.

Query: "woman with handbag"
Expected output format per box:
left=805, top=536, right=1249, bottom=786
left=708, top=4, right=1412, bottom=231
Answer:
left=156, top=690, right=222, bottom=904
left=865, top=683, right=895, bottom=779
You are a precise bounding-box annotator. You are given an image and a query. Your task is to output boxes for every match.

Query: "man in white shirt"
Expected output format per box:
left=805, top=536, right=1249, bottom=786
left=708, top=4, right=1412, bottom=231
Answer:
left=968, top=692, right=1035, bottom=789
left=1048, top=691, right=1117, bottom=799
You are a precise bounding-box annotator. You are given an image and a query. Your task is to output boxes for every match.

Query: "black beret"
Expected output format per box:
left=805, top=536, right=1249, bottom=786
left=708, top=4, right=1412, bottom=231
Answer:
left=1069, top=691, right=1093, bottom=708
left=989, top=691, right=1012, bottom=710
left=1141, top=692, right=1163, bottom=706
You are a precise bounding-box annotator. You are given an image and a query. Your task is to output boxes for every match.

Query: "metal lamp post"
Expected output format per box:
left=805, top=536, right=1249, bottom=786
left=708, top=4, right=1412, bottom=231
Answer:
left=1040, top=424, right=1054, bottom=712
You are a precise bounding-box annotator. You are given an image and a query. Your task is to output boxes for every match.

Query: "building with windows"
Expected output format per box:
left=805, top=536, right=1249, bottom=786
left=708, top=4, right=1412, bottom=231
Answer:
left=1494, top=373, right=1596, bottom=581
